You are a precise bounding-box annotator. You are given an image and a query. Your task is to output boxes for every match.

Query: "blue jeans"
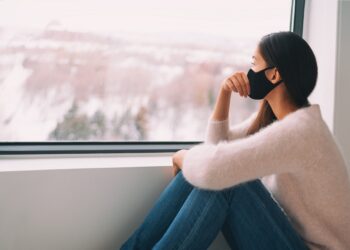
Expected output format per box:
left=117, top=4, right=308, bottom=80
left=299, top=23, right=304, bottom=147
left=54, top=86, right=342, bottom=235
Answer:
left=120, top=170, right=309, bottom=250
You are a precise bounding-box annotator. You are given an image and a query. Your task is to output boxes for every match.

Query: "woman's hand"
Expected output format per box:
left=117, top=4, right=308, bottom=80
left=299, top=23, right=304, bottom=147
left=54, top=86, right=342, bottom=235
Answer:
left=172, top=149, right=188, bottom=177
left=221, top=71, right=250, bottom=97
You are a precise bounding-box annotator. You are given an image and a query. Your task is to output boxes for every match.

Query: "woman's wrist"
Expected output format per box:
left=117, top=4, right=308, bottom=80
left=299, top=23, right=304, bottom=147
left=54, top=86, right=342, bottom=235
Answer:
left=210, top=86, right=231, bottom=121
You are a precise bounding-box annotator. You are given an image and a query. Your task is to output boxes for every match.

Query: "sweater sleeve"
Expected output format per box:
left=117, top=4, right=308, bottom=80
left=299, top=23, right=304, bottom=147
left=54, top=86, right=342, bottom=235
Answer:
left=182, top=114, right=315, bottom=190
left=204, top=111, right=258, bottom=144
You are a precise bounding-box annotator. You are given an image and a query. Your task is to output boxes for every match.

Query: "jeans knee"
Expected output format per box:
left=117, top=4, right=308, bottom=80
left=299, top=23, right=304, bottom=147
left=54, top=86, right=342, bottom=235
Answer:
left=220, top=180, right=260, bottom=205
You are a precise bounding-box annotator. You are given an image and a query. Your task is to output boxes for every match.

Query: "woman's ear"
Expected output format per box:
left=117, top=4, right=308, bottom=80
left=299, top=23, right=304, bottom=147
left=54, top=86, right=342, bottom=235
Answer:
left=270, top=68, right=282, bottom=84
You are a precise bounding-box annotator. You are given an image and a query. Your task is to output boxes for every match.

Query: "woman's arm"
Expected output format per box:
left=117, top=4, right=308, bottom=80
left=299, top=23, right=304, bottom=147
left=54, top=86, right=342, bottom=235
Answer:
left=210, top=71, right=250, bottom=121
left=182, top=113, right=315, bottom=190
left=205, top=72, right=251, bottom=144
left=210, top=85, right=232, bottom=121
left=205, top=110, right=258, bottom=144
left=204, top=86, right=231, bottom=144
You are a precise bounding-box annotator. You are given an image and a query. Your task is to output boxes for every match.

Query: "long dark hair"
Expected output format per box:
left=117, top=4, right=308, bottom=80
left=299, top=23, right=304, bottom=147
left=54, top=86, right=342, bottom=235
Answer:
left=246, top=31, right=318, bottom=135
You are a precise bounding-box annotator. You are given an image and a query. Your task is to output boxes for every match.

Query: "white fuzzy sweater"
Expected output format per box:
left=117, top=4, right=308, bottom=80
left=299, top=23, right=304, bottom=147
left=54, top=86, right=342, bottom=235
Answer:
left=182, top=104, right=350, bottom=250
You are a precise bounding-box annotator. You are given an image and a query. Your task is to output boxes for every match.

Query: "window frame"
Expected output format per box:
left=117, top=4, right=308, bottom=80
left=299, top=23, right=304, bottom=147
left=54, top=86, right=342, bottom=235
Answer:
left=0, top=0, right=305, bottom=155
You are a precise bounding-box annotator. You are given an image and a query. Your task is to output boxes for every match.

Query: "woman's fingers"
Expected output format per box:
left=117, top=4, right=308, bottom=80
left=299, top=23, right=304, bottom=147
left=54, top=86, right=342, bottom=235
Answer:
left=237, top=73, right=249, bottom=97
left=172, top=153, right=181, bottom=177
left=228, top=72, right=251, bottom=97
left=229, top=75, right=244, bottom=97
left=223, top=71, right=250, bottom=98
left=242, top=73, right=250, bottom=95
left=172, top=164, right=180, bottom=177
left=227, top=78, right=238, bottom=93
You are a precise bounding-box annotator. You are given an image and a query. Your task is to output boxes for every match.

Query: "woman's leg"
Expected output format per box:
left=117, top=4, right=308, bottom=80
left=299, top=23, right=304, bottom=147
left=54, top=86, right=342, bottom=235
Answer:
left=153, top=178, right=309, bottom=250
left=122, top=171, right=309, bottom=250
left=120, top=170, right=194, bottom=250
left=221, top=179, right=310, bottom=250
left=152, top=183, right=230, bottom=250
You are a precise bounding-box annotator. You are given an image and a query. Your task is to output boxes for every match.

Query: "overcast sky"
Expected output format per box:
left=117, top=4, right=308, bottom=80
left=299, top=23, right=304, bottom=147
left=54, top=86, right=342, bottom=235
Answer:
left=0, top=0, right=291, bottom=39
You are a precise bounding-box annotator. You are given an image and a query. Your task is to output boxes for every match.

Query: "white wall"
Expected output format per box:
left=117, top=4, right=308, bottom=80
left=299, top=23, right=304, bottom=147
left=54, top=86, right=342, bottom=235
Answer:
left=333, top=0, right=350, bottom=169
left=304, top=0, right=350, bottom=170
left=303, top=0, right=338, bottom=130
left=0, top=155, right=230, bottom=250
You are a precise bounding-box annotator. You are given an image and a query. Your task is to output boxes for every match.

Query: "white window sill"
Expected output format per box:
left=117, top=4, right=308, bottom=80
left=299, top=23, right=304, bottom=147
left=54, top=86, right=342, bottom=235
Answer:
left=0, top=153, right=173, bottom=172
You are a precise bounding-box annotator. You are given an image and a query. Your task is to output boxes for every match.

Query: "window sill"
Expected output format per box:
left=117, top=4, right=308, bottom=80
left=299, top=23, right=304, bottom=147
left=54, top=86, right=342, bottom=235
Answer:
left=0, top=152, right=173, bottom=172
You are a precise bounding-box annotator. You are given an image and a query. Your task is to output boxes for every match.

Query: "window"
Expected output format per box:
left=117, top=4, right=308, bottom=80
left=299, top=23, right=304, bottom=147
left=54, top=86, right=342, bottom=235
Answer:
left=0, top=0, right=298, bottom=152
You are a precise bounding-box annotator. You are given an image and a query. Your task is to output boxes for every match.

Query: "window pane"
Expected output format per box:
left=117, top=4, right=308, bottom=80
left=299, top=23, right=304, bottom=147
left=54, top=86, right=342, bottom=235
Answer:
left=0, top=0, right=292, bottom=141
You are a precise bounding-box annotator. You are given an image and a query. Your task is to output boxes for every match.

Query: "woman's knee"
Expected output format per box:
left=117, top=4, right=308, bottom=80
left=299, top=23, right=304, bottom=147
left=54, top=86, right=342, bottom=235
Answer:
left=171, top=170, right=193, bottom=189
left=177, top=171, right=246, bottom=207
left=221, top=179, right=264, bottom=205
left=187, top=186, right=231, bottom=210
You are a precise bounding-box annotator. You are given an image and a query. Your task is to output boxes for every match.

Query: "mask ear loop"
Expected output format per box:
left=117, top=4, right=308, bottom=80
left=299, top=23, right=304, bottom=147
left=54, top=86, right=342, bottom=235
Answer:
left=265, top=66, right=276, bottom=70
left=254, top=66, right=275, bottom=73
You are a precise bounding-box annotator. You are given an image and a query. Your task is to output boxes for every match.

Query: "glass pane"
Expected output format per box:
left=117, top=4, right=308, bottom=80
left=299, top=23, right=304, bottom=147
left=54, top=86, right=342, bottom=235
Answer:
left=0, top=0, right=291, bottom=141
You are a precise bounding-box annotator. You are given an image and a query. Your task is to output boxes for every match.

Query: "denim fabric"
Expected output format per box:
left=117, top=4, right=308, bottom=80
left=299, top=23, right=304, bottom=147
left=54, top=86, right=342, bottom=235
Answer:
left=120, top=170, right=309, bottom=250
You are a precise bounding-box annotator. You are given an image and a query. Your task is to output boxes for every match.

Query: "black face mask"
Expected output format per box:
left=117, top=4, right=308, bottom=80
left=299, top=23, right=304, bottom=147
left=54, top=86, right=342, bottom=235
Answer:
left=247, top=66, right=283, bottom=100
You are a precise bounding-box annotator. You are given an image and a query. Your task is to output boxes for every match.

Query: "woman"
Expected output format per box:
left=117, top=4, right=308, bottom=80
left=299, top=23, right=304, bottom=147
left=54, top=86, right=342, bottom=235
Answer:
left=120, top=31, right=350, bottom=250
